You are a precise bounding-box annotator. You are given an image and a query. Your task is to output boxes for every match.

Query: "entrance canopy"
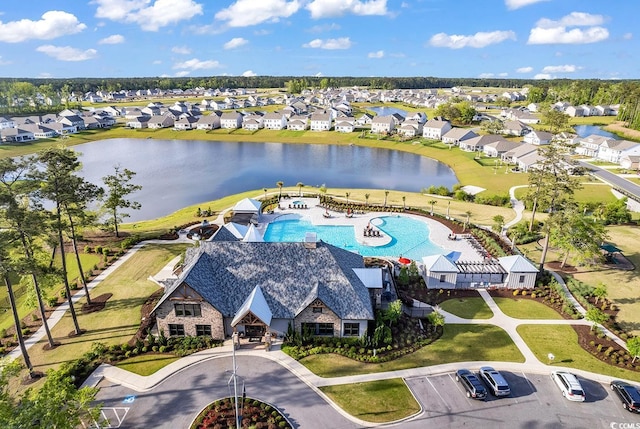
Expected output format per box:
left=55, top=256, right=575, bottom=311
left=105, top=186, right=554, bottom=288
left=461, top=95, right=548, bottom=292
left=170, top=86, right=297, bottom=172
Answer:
left=231, top=285, right=273, bottom=327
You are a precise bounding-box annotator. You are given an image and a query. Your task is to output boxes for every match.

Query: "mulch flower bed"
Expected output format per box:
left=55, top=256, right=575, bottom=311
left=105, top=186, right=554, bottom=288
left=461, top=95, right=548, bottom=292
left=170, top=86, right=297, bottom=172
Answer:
left=192, top=397, right=292, bottom=429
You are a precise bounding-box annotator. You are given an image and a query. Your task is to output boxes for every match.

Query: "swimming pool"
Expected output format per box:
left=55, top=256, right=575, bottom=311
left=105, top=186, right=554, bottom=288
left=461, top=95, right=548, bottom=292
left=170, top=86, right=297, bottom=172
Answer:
left=263, top=215, right=446, bottom=260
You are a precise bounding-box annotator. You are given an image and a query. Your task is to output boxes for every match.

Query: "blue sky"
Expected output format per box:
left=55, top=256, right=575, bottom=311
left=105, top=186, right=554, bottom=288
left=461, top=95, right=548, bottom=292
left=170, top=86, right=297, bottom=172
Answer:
left=0, top=0, right=637, bottom=79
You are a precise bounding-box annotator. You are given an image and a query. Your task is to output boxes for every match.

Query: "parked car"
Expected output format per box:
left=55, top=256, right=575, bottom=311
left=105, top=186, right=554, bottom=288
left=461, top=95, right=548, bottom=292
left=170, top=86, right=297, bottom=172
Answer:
left=610, top=380, right=640, bottom=413
left=479, top=366, right=511, bottom=396
left=455, top=369, right=487, bottom=400
left=551, top=371, right=586, bottom=402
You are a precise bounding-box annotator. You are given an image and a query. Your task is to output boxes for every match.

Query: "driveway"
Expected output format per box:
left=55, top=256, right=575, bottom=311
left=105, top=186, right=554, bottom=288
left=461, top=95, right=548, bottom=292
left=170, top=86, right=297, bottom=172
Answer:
left=95, top=355, right=359, bottom=429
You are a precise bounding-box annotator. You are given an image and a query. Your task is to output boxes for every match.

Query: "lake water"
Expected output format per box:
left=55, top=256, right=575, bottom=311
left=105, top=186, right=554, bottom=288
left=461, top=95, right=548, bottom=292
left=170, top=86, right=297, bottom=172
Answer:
left=573, top=124, right=620, bottom=140
left=369, top=107, right=408, bottom=117
left=74, top=139, right=458, bottom=222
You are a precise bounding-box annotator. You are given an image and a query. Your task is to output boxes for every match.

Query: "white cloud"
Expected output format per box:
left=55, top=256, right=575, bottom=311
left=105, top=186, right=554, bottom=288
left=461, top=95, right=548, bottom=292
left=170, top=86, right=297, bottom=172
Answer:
left=94, top=0, right=203, bottom=31
left=36, top=45, right=98, bottom=61
left=498, top=72, right=508, bottom=77
left=215, top=0, right=300, bottom=27
left=505, top=0, right=549, bottom=10
left=38, top=72, right=54, bottom=78
left=478, top=73, right=494, bottom=78
left=0, top=11, right=86, bottom=43
left=429, top=30, right=516, bottom=49
left=0, top=56, right=11, bottom=65
left=534, top=73, right=554, bottom=79
left=528, top=12, right=609, bottom=44
left=152, top=60, right=162, bottom=64
left=516, top=66, right=533, bottom=73
left=98, top=34, right=125, bottom=44
left=368, top=50, right=384, bottom=58
left=306, top=0, right=388, bottom=19
left=172, top=46, right=191, bottom=54
left=303, top=37, right=352, bottom=49
left=224, top=37, right=248, bottom=50
left=623, top=32, right=633, bottom=40
left=308, top=23, right=341, bottom=33
left=542, top=64, right=580, bottom=73
left=173, top=58, right=221, bottom=70
left=175, top=71, right=190, bottom=77
left=315, top=72, right=323, bottom=77
left=242, top=70, right=257, bottom=77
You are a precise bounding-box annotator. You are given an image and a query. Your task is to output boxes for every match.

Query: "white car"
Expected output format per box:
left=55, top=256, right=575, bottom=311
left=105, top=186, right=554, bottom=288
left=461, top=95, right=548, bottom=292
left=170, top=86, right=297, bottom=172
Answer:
left=551, top=371, right=586, bottom=402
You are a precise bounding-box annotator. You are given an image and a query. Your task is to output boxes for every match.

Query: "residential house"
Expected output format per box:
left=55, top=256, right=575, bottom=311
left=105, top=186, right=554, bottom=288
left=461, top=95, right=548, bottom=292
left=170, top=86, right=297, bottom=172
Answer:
left=126, top=116, right=150, bottom=129
left=152, top=241, right=375, bottom=339
left=597, top=139, right=640, bottom=164
left=0, top=127, right=35, bottom=142
left=506, top=109, right=540, bottom=124
left=196, top=113, right=221, bottom=130
left=565, top=106, right=584, bottom=117
left=407, top=112, right=428, bottom=124
left=524, top=130, right=553, bottom=146
left=575, top=134, right=611, bottom=158
left=287, top=115, right=308, bottom=131
left=502, top=120, right=530, bottom=137
left=442, top=128, right=478, bottom=146
left=355, top=113, right=374, bottom=126
left=0, top=117, right=16, bottom=129
left=398, top=120, right=423, bottom=137
left=174, top=115, right=199, bottom=130
left=148, top=115, right=175, bottom=129
left=459, top=134, right=503, bottom=152
left=620, top=154, right=640, bottom=172
left=422, top=119, right=452, bottom=140
left=220, top=111, right=244, bottom=129
left=335, top=118, right=355, bottom=133
left=263, top=112, right=288, bottom=130
left=502, top=143, right=538, bottom=164
left=242, top=113, right=264, bottom=131
left=483, top=140, right=521, bottom=158
left=309, top=112, right=332, bottom=131
left=58, top=115, right=85, bottom=130
left=370, top=115, right=396, bottom=134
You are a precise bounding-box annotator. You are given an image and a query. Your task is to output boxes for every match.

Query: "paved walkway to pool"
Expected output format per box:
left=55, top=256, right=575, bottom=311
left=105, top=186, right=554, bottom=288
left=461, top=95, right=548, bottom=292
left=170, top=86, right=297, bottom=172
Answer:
left=256, top=196, right=485, bottom=262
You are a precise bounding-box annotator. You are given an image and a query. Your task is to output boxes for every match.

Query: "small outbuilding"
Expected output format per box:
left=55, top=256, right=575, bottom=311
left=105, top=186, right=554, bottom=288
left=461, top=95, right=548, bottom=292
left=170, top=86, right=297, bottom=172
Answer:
left=497, top=255, right=538, bottom=289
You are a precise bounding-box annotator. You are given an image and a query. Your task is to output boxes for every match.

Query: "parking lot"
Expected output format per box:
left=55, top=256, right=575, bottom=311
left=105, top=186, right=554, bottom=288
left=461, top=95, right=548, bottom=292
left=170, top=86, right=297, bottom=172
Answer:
left=401, top=371, right=640, bottom=428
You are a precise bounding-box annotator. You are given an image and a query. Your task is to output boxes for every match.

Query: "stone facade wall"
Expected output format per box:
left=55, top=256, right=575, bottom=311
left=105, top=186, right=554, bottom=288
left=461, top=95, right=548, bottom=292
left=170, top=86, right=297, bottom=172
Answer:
left=155, top=300, right=225, bottom=340
left=294, top=299, right=341, bottom=337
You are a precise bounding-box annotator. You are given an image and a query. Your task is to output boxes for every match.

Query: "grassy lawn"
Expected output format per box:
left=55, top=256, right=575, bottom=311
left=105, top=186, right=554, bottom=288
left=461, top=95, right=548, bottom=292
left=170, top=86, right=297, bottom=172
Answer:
left=21, top=243, right=188, bottom=378
left=299, top=324, right=524, bottom=378
left=520, top=225, right=640, bottom=336
left=320, top=379, right=420, bottom=423
left=517, top=325, right=640, bottom=382
left=439, top=297, right=493, bottom=319
left=114, top=353, right=180, bottom=376
left=513, top=181, right=617, bottom=205
left=569, top=116, right=617, bottom=126
left=0, top=252, right=102, bottom=333
left=492, top=297, right=563, bottom=320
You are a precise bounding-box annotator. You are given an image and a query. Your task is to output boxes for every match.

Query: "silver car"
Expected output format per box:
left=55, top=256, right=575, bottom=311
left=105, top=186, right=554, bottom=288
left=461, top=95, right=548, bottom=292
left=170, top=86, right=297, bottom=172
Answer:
left=479, top=366, right=511, bottom=396
left=551, top=371, right=586, bottom=402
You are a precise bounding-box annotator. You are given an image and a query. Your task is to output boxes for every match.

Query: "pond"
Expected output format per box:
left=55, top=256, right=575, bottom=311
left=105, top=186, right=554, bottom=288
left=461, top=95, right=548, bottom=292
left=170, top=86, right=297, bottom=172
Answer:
left=369, top=106, right=408, bottom=117
left=573, top=124, right=620, bottom=140
left=74, top=139, right=458, bottom=222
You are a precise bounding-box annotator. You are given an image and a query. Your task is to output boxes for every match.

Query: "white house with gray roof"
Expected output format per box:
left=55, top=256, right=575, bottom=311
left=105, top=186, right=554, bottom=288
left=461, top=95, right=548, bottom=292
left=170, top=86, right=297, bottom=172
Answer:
left=153, top=241, right=375, bottom=340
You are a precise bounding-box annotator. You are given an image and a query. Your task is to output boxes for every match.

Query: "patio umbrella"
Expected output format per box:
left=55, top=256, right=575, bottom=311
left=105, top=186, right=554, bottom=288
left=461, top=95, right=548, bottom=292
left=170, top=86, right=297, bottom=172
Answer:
left=399, top=257, right=411, bottom=265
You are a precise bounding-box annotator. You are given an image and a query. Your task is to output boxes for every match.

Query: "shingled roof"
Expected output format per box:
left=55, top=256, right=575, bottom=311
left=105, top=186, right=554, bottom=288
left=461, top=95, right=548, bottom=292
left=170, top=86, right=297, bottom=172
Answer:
left=154, top=241, right=374, bottom=321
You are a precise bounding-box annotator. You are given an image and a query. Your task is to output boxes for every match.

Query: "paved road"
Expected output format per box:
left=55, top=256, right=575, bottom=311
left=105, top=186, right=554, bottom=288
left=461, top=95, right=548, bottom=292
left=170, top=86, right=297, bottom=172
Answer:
left=95, top=355, right=360, bottom=429
left=578, top=161, right=640, bottom=200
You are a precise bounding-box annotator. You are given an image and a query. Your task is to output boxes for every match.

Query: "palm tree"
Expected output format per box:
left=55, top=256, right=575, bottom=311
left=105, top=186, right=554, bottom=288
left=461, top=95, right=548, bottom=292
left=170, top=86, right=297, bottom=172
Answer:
left=428, top=200, right=437, bottom=216
left=296, top=182, right=304, bottom=197
left=464, top=210, right=472, bottom=231
left=365, top=193, right=370, bottom=207
left=345, top=192, right=350, bottom=205
left=446, top=201, right=451, bottom=219
left=276, top=181, right=283, bottom=200
left=402, top=196, right=406, bottom=210
left=383, top=190, right=389, bottom=207
left=263, top=188, right=268, bottom=199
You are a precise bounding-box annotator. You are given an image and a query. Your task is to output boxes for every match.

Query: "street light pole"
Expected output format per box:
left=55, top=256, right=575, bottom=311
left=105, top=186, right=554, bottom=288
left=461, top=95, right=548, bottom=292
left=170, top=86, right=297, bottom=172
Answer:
left=231, top=333, right=240, bottom=428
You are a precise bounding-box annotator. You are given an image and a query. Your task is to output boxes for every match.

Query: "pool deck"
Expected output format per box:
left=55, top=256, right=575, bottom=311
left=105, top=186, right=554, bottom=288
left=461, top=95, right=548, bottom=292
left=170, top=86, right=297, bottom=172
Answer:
left=256, top=197, right=485, bottom=262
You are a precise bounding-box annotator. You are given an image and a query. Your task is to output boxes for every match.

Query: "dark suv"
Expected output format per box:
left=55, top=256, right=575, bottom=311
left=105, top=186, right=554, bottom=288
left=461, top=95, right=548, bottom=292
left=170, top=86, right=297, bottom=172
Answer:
left=610, top=380, right=640, bottom=413
left=456, top=369, right=487, bottom=401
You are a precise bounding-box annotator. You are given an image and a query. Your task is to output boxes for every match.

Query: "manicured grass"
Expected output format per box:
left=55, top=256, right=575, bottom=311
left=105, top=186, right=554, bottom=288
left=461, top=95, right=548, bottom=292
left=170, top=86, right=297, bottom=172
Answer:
left=439, top=297, right=493, bottom=319
left=299, top=324, right=524, bottom=378
left=0, top=252, right=102, bottom=332
left=492, top=297, right=563, bottom=320
left=114, top=353, right=180, bottom=376
left=514, top=181, right=617, bottom=205
left=320, top=379, right=420, bottom=423
left=20, top=243, right=188, bottom=377
left=569, top=116, right=617, bottom=126
left=517, top=324, right=640, bottom=382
